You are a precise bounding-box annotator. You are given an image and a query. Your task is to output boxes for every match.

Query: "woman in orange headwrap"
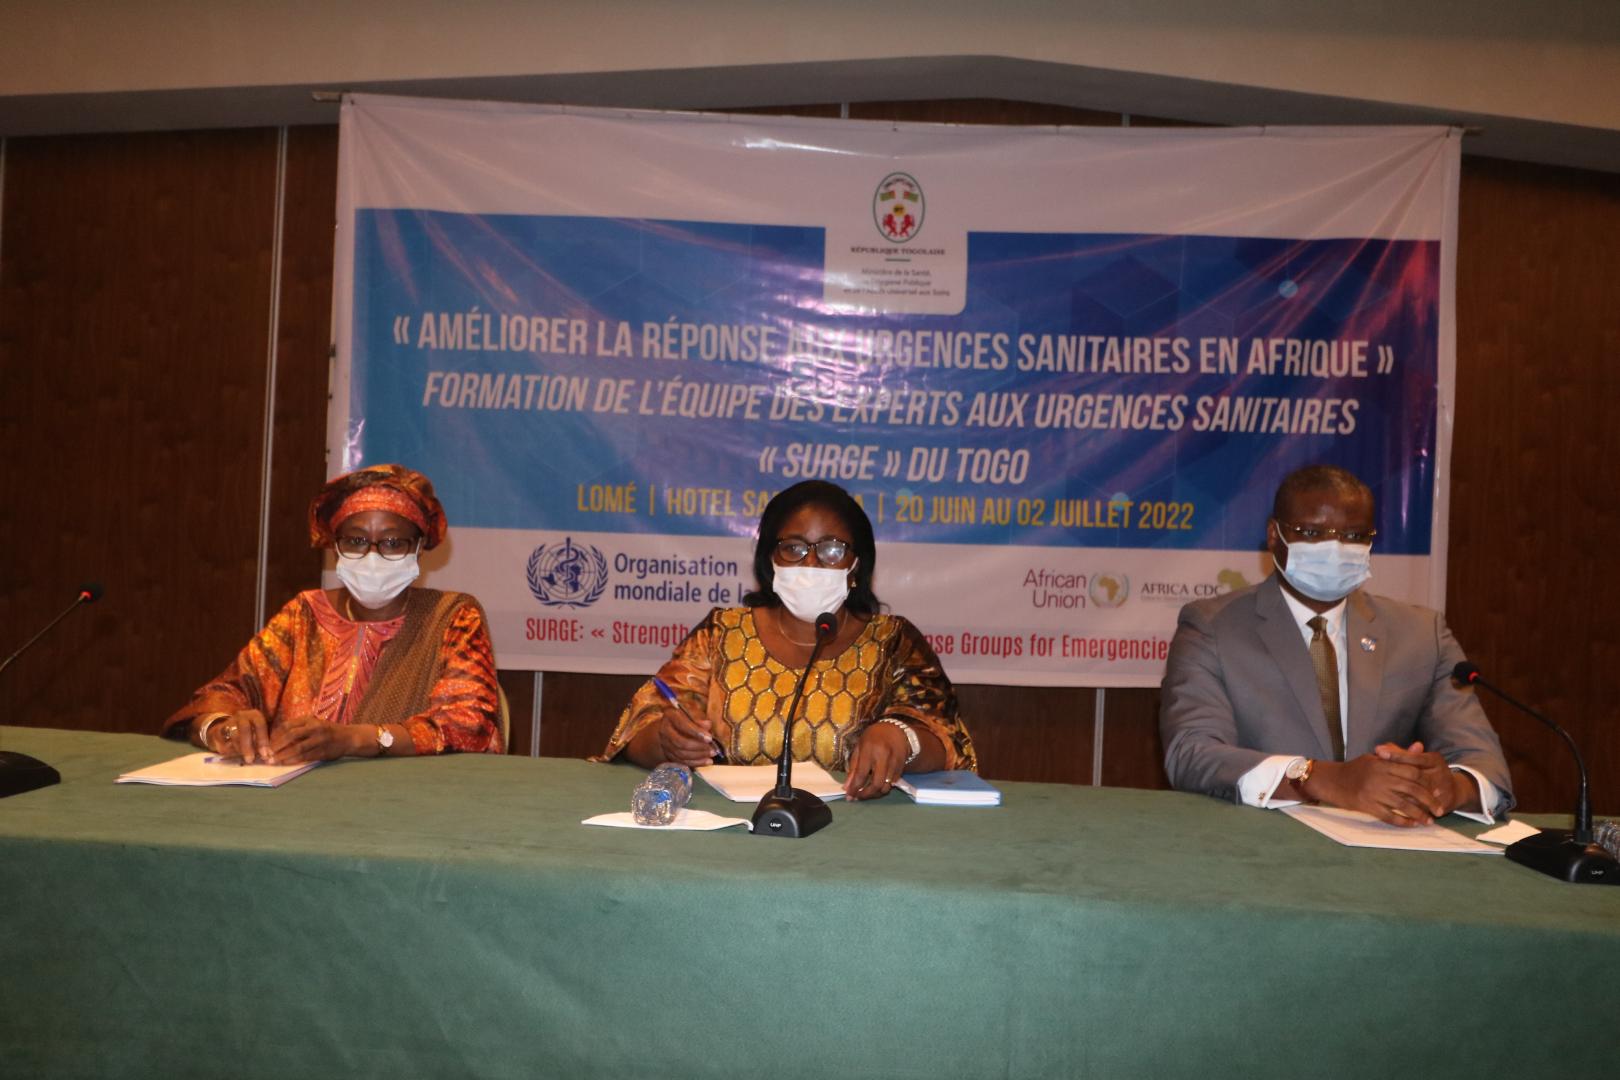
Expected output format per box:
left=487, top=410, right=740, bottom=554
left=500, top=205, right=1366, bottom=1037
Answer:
left=163, top=464, right=503, bottom=762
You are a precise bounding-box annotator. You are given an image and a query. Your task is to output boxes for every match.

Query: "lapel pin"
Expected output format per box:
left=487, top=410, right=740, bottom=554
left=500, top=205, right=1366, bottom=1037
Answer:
left=1360, top=636, right=1377, bottom=652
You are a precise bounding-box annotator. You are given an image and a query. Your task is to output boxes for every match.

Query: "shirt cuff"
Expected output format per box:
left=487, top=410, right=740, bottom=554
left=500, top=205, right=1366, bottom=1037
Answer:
left=1449, top=765, right=1497, bottom=824
left=1238, top=754, right=1305, bottom=809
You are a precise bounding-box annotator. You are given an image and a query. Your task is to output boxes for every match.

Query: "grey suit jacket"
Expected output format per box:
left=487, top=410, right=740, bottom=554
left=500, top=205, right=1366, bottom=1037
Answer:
left=1159, top=574, right=1513, bottom=811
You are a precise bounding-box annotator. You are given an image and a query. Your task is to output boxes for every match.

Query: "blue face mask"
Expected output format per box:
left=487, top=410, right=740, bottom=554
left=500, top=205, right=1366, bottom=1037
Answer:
left=1274, top=537, right=1372, bottom=602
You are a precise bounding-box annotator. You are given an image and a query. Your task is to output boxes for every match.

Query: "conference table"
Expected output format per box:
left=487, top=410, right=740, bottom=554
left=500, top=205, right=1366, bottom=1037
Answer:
left=1, top=727, right=1615, bottom=1079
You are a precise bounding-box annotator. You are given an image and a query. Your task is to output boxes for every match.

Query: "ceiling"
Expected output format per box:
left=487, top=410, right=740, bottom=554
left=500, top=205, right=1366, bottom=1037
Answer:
left=2, top=56, right=1616, bottom=175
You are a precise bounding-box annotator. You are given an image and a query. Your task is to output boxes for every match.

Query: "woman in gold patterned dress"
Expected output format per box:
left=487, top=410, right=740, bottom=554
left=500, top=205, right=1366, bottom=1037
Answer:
left=595, top=480, right=976, bottom=800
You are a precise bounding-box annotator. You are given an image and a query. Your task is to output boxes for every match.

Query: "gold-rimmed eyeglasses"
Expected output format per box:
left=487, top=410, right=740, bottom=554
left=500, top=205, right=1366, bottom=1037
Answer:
left=1275, top=521, right=1377, bottom=546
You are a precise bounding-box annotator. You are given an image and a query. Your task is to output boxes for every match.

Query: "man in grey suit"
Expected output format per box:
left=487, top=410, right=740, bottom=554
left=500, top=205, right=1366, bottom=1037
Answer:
left=1160, top=465, right=1513, bottom=825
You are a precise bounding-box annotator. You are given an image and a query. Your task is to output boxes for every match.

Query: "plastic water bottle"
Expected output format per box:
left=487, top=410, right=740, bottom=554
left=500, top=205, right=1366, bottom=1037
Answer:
left=632, top=763, right=693, bottom=825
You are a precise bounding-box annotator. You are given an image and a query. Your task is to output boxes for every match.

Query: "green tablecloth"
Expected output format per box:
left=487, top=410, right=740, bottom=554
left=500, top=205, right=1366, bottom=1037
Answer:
left=1, top=727, right=1615, bottom=1079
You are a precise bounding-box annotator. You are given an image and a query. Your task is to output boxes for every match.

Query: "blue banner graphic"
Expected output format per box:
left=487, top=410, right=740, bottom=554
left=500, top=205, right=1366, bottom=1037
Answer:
left=353, top=212, right=1437, bottom=551
left=334, top=98, right=1457, bottom=684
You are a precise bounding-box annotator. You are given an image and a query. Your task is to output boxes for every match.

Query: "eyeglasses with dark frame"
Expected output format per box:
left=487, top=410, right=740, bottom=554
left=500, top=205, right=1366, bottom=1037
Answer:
left=1275, top=521, right=1378, bottom=546
left=773, top=537, right=851, bottom=565
left=335, top=535, right=421, bottom=561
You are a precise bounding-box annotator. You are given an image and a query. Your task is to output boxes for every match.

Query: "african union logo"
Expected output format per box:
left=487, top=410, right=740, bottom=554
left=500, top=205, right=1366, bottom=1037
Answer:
left=1089, top=572, right=1130, bottom=609
left=526, top=537, right=608, bottom=608
left=873, top=172, right=925, bottom=243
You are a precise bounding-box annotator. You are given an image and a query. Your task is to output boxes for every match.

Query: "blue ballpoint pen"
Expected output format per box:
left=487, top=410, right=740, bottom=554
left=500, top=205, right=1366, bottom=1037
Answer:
left=651, top=676, right=726, bottom=762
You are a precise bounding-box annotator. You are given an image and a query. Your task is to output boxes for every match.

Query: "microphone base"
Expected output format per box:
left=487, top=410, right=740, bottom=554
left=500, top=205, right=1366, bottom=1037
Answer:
left=1505, top=828, right=1620, bottom=884
left=0, top=751, right=61, bottom=799
left=751, top=788, right=832, bottom=838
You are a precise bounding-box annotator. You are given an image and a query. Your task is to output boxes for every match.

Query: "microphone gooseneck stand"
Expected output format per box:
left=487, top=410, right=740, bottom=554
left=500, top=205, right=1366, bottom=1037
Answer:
left=1, top=585, right=104, bottom=799
left=752, top=611, right=838, bottom=838
left=1454, top=662, right=1618, bottom=884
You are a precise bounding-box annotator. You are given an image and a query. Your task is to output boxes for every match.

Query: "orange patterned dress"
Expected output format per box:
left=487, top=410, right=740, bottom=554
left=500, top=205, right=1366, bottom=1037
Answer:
left=164, top=588, right=502, bottom=755
left=596, top=607, right=976, bottom=771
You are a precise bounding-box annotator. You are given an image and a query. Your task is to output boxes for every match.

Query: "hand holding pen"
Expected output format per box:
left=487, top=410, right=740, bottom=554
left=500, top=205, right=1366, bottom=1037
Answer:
left=651, top=677, right=727, bottom=767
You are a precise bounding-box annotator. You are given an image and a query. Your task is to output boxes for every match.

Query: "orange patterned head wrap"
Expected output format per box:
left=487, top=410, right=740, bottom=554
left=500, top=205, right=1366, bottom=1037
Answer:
left=308, top=464, right=448, bottom=550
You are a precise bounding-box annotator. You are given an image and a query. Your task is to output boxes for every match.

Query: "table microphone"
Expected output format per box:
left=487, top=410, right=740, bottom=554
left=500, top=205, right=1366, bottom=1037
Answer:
left=1453, top=661, right=1618, bottom=884
left=752, top=611, right=837, bottom=838
left=1, top=583, right=102, bottom=798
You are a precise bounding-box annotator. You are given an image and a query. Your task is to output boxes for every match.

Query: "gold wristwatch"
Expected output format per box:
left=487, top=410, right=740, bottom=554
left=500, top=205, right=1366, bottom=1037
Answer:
left=1284, top=757, right=1315, bottom=789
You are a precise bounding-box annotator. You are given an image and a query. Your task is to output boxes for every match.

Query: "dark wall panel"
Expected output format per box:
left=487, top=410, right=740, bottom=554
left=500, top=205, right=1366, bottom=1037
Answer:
left=4, top=109, right=1617, bottom=815
left=1450, top=157, right=1620, bottom=814
left=957, top=683, right=1095, bottom=784
left=539, top=671, right=643, bottom=760
left=262, top=126, right=341, bottom=609
left=1, top=129, right=278, bottom=733
left=848, top=99, right=1123, bottom=127
left=1101, top=687, right=1169, bottom=790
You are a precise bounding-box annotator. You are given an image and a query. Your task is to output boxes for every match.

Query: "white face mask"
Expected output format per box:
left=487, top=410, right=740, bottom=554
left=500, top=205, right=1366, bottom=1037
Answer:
left=336, top=551, right=420, bottom=610
left=773, top=563, right=853, bottom=624
left=1273, top=537, right=1372, bottom=603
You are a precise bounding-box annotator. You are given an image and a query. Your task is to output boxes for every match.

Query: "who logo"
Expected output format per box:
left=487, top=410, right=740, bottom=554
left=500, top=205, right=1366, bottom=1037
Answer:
left=526, top=538, right=608, bottom=608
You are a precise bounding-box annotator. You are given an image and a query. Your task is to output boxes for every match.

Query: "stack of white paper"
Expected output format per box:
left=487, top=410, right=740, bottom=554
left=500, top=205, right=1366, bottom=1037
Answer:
left=696, top=762, right=845, bottom=803
left=1281, top=804, right=1501, bottom=853
left=117, top=752, right=319, bottom=789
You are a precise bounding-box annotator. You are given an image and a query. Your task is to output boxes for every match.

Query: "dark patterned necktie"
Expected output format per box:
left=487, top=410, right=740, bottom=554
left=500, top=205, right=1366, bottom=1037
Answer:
left=1308, top=615, right=1346, bottom=761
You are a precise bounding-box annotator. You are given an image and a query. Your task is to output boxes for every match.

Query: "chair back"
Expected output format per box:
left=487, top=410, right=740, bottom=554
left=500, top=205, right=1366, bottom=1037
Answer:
left=497, top=683, right=511, bottom=751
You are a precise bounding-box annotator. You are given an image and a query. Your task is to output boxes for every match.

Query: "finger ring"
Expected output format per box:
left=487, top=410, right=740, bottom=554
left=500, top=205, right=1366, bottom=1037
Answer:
left=225, top=724, right=238, bottom=741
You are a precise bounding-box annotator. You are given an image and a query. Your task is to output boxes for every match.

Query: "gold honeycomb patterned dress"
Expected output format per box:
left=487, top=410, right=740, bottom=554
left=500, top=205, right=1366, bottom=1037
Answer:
left=596, top=607, right=977, bottom=771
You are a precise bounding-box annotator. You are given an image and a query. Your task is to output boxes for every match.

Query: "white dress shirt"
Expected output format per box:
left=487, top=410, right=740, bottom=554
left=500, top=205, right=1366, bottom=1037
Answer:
left=1236, top=588, right=1498, bottom=822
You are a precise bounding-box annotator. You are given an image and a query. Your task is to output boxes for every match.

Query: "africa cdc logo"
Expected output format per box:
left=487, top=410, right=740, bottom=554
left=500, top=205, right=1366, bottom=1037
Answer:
left=873, top=172, right=925, bottom=243
left=526, top=537, right=608, bottom=608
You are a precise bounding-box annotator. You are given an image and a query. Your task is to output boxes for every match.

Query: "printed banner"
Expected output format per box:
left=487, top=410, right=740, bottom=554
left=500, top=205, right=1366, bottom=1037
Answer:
left=333, top=95, right=1459, bottom=686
